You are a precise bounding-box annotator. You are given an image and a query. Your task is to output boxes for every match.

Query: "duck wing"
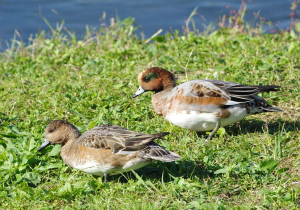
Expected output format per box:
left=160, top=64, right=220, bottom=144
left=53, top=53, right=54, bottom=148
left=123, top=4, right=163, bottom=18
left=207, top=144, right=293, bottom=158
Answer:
left=77, top=125, right=169, bottom=154
left=180, top=80, right=280, bottom=105
left=207, top=80, right=281, bottom=103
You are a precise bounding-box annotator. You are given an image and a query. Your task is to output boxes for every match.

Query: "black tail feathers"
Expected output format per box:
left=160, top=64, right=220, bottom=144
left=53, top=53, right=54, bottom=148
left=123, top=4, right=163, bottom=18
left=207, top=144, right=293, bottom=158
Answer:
left=255, top=85, right=281, bottom=93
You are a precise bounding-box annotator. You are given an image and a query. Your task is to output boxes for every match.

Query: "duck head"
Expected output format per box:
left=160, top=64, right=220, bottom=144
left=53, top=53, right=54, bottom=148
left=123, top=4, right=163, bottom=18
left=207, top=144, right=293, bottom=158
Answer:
left=38, top=120, right=81, bottom=151
left=133, top=67, right=176, bottom=97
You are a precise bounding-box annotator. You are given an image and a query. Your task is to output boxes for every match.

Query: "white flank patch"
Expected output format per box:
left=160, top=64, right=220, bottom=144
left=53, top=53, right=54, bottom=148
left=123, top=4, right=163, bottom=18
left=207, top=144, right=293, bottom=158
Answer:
left=72, top=157, right=150, bottom=176
left=224, top=100, right=243, bottom=106
left=165, top=106, right=248, bottom=131
left=119, top=158, right=149, bottom=175
left=221, top=106, right=248, bottom=127
left=74, top=161, right=113, bottom=176
left=116, top=150, right=136, bottom=155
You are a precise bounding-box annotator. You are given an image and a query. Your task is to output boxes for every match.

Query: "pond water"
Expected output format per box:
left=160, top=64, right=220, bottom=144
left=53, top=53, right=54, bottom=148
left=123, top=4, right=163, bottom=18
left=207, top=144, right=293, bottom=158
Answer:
left=0, top=0, right=296, bottom=50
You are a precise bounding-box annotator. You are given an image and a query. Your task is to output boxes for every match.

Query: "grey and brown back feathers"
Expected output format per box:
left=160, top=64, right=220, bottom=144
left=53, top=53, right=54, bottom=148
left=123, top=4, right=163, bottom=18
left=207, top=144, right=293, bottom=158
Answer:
left=207, top=80, right=282, bottom=113
left=76, top=124, right=181, bottom=162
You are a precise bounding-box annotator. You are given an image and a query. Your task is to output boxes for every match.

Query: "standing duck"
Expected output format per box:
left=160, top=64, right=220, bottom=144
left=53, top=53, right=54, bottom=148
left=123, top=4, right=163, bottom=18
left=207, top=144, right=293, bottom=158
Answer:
left=133, top=67, right=282, bottom=140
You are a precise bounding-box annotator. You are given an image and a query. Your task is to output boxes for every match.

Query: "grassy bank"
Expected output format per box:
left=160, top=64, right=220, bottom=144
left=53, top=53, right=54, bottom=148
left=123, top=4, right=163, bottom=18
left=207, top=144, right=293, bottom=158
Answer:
left=0, top=14, right=300, bottom=209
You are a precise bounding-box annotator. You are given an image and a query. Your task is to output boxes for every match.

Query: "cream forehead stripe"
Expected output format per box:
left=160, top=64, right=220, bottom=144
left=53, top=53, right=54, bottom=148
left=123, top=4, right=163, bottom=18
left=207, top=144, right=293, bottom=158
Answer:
left=137, top=70, right=146, bottom=85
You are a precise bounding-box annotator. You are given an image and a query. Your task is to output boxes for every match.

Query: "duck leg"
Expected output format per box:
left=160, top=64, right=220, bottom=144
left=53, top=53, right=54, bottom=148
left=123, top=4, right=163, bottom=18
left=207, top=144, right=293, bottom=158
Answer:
left=206, top=122, right=221, bottom=142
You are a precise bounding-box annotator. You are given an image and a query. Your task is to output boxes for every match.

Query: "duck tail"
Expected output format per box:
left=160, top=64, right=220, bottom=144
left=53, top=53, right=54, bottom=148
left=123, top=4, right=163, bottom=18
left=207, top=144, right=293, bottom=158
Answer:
left=145, top=142, right=181, bottom=162
left=150, top=132, right=170, bottom=140
left=255, top=85, right=281, bottom=93
left=250, top=95, right=283, bottom=113
left=262, top=106, right=283, bottom=112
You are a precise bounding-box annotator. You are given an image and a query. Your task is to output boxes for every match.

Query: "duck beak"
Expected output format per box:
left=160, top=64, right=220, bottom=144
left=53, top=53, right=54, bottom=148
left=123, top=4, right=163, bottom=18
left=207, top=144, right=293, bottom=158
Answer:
left=132, top=86, right=145, bottom=98
left=38, top=139, right=51, bottom=151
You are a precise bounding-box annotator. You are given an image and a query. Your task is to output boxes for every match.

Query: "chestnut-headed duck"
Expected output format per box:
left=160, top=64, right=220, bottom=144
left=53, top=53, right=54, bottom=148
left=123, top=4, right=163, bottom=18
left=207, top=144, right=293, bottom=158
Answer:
left=38, top=120, right=181, bottom=181
left=133, top=67, right=282, bottom=140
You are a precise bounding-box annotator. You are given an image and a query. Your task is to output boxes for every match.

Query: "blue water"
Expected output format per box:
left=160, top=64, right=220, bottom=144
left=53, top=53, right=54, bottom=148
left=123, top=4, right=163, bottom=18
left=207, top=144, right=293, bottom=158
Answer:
left=0, top=0, right=295, bottom=51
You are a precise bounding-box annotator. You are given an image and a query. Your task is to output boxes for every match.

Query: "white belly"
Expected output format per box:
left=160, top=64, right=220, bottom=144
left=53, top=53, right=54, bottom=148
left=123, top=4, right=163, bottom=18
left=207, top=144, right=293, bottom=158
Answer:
left=72, top=158, right=150, bottom=176
left=165, top=107, right=248, bottom=131
left=73, top=161, right=111, bottom=176
left=166, top=110, right=219, bottom=131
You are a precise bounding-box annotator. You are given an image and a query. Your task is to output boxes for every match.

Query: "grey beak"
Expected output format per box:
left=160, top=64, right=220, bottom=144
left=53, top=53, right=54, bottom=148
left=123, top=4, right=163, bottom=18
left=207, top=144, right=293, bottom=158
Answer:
left=38, top=139, right=51, bottom=151
left=132, top=86, right=145, bottom=98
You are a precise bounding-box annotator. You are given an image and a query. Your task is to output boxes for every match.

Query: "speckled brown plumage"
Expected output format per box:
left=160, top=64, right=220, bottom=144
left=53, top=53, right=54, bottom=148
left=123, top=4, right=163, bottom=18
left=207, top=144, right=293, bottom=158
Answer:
left=38, top=120, right=181, bottom=178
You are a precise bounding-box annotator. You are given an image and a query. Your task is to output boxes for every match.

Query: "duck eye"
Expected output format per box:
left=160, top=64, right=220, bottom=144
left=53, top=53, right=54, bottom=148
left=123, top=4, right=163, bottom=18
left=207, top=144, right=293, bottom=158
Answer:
left=49, top=129, right=54, bottom=133
left=144, top=73, right=156, bottom=82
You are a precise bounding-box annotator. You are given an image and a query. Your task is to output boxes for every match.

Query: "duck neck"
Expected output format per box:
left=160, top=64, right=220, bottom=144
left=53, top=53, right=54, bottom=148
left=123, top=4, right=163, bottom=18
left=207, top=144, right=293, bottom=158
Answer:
left=60, top=139, right=76, bottom=167
left=153, top=78, right=175, bottom=93
left=162, top=70, right=176, bottom=91
left=60, top=131, right=81, bottom=166
left=152, top=90, right=170, bottom=117
left=60, top=128, right=81, bottom=147
left=162, top=80, right=176, bottom=91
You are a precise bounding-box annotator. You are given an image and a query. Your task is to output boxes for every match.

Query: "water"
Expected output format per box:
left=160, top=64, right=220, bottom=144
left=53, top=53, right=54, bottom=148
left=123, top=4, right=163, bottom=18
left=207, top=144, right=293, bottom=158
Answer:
left=0, top=0, right=295, bottom=51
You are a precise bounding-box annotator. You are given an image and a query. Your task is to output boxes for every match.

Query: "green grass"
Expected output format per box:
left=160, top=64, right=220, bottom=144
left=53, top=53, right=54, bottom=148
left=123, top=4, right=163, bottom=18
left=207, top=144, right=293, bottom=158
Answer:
left=0, top=14, right=300, bottom=209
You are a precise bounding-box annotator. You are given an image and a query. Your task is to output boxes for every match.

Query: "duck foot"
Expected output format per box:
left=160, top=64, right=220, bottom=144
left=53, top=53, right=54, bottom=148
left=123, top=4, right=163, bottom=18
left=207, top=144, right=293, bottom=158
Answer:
left=93, top=174, right=108, bottom=182
left=205, top=122, right=221, bottom=143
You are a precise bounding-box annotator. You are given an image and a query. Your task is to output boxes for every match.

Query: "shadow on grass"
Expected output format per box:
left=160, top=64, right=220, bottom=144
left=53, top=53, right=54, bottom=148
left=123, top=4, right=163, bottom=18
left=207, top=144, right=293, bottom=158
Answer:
left=190, top=118, right=300, bottom=139
left=54, top=160, right=217, bottom=200
left=108, top=160, right=219, bottom=183
left=225, top=118, right=300, bottom=136
left=91, top=119, right=300, bottom=183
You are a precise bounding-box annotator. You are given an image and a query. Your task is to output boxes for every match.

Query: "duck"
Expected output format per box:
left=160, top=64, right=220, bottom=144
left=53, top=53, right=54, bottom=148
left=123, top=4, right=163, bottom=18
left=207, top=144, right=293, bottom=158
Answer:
left=132, top=67, right=282, bottom=140
left=38, top=120, right=181, bottom=181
